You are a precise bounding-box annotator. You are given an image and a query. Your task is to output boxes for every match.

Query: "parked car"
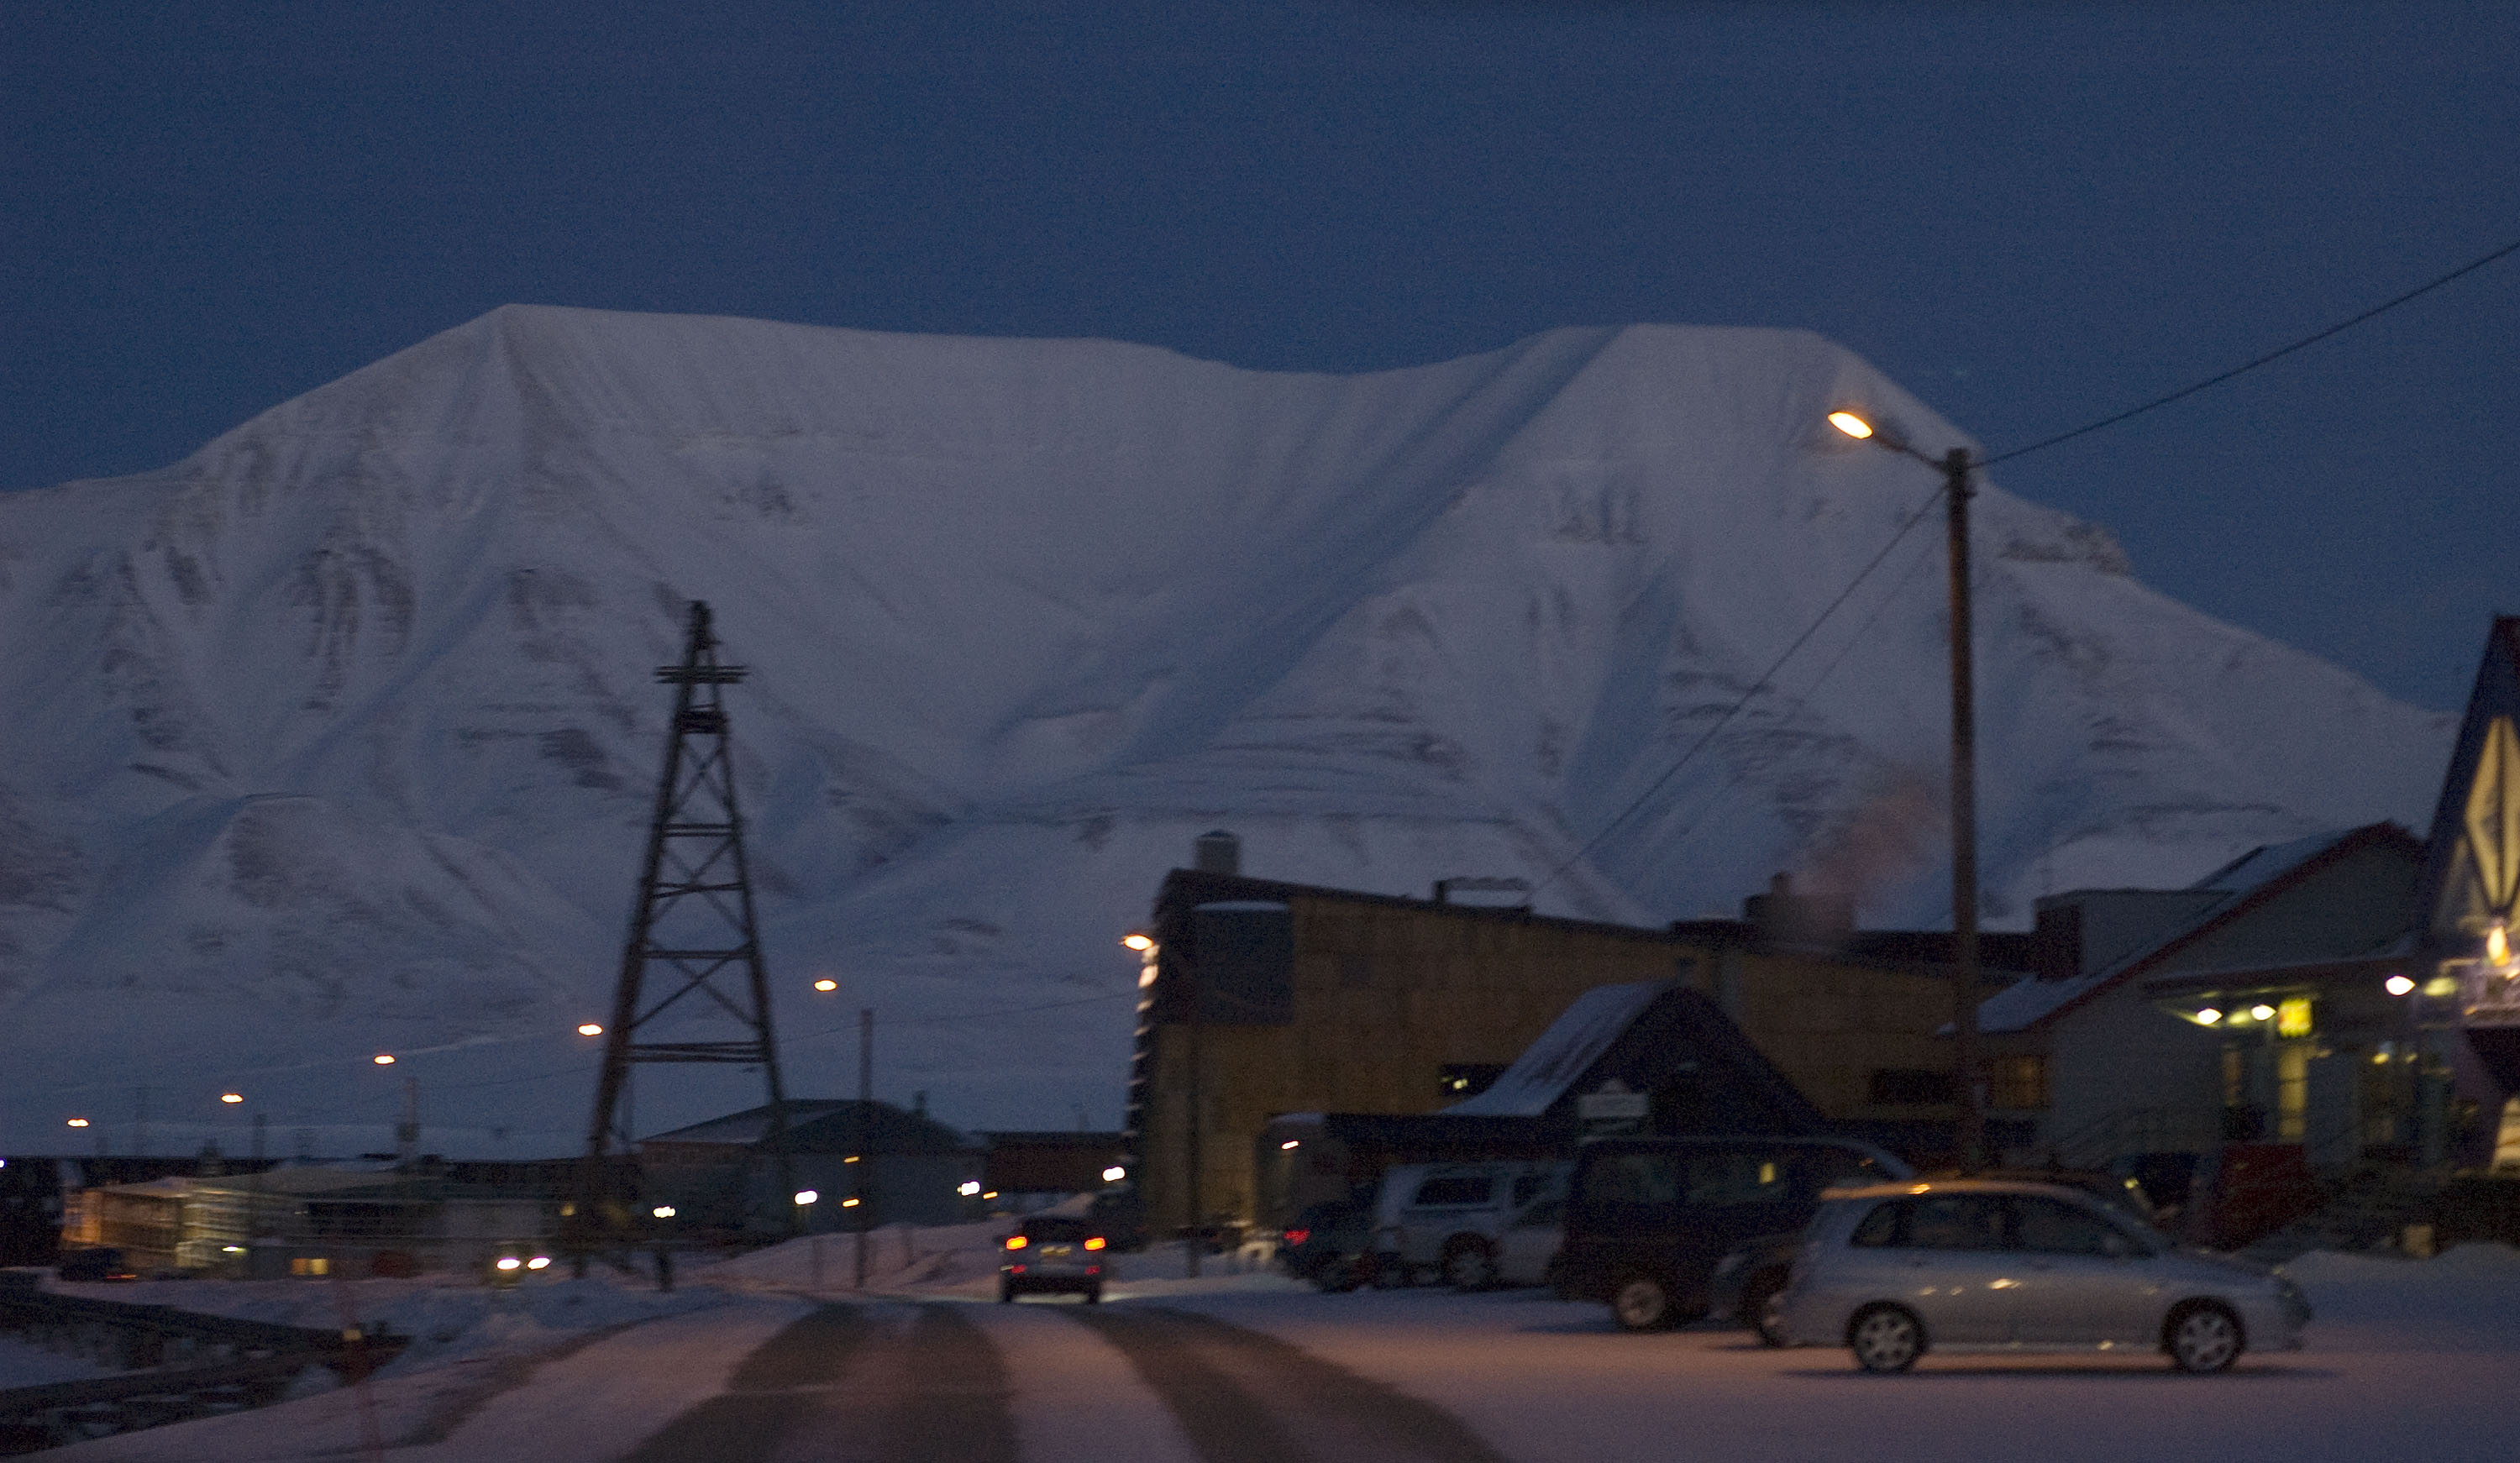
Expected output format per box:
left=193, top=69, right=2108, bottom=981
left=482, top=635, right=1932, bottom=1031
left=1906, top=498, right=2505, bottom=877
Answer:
left=1493, top=1196, right=1565, bottom=1290
left=1559, top=1135, right=1911, bottom=1331
left=1919, top=1167, right=2158, bottom=1224
left=1773, top=1178, right=2313, bottom=1373
left=54, top=1246, right=135, bottom=1282
left=999, top=1214, right=1109, bottom=1303
left=1280, top=1199, right=1375, bottom=1292
left=1373, top=1161, right=1568, bottom=1291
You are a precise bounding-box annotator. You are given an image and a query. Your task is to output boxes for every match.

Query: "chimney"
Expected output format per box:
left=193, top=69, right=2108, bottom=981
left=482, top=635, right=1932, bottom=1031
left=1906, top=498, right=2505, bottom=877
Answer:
left=1744, top=872, right=1853, bottom=946
left=1194, top=829, right=1242, bottom=875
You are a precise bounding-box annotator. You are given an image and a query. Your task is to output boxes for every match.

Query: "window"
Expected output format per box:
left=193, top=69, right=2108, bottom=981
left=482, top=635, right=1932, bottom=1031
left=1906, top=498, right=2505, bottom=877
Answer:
left=1580, top=1153, right=1677, bottom=1207
left=1904, top=1194, right=2004, bottom=1251
left=1988, top=1055, right=2050, bottom=1110
left=2010, top=1196, right=2121, bottom=1256
left=1411, top=1175, right=1495, bottom=1207
left=2276, top=1044, right=2309, bottom=1141
left=1867, top=1069, right=1956, bottom=1104
left=1685, top=1151, right=1791, bottom=1207
left=1439, top=1063, right=1507, bottom=1099
left=1850, top=1202, right=1903, bottom=1248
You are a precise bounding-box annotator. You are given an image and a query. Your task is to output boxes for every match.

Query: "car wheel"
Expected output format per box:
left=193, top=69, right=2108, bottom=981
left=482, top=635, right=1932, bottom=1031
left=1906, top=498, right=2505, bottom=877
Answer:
left=1443, top=1240, right=1499, bottom=1293
left=1849, top=1304, right=1924, bottom=1372
left=1742, top=1271, right=1790, bottom=1347
left=2165, top=1302, right=2244, bottom=1374
left=1610, top=1274, right=1675, bottom=1331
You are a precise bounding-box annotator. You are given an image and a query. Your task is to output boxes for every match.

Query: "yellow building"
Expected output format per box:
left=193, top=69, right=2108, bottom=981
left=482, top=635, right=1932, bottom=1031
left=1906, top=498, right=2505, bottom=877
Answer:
left=1123, top=853, right=2022, bottom=1234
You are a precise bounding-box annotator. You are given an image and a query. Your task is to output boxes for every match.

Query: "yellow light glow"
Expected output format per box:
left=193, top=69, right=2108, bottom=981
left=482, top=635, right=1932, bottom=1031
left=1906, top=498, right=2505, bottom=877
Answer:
left=844, top=1155, right=860, bottom=1163
left=373, top=1054, right=396, bottom=1066
left=794, top=1189, right=819, bottom=1205
left=1101, top=1166, right=1126, bottom=1183
left=2277, top=996, right=2313, bottom=1039
left=653, top=1205, right=676, bottom=1219
left=1084, top=1236, right=1107, bottom=1251
left=2384, top=975, right=2416, bottom=997
left=2491, top=924, right=2512, bottom=967
left=1005, top=1235, right=1029, bottom=1251
left=2249, top=1004, right=2276, bottom=1022
left=1828, top=411, right=1876, bottom=440
left=496, top=1256, right=522, bottom=1271
left=66, top=1118, right=89, bottom=1128
left=527, top=1256, right=551, bottom=1270
left=982, top=1191, right=998, bottom=1200
left=220, top=1093, right=244, bottom=1104
left=2196, top=1008, right=2222, bottom=1025
left=2424, top=976, right=2460, bottom=997
left=1137, top=967, right=1158, bottom=988
left=840, top=1197, right=861, bottom=1207
left=577, top=1023, right=604, bottom=1036
left=1121, top=932, right=1157, bottom=952
left=1280, top=1140, right=1299, bottom=1151
left=814, top=978, right=838, bottom=992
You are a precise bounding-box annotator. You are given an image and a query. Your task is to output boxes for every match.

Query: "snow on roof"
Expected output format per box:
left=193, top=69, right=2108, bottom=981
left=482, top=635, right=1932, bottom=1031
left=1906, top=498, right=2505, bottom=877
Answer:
left=1978, top=827, right=2365, bottom=1033
left=1442, top=981, right=1672, bottom=1117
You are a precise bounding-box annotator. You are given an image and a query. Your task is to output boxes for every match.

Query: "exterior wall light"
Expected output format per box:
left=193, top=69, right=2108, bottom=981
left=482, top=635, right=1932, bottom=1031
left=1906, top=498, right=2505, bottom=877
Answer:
left=795, top=1189, right=818, bottom=1206
left=2385, top=975, right=2417, bottom=997
left=578, top=1024, right=604, bottom=1036
left=1101, top=1166, right=1126, bottom=1183
left=2491, top=923, right=2511, bottom=967
left=959, top=1180, right=982, bottom=1196
left=2249, top=1004, right=2276, bottom=1022
left=653, top=1205, right=676, bottom=1219
left=2195, top=1008, right=2223, bottom=1025
left=1121, top=932, right=1157, bottom=952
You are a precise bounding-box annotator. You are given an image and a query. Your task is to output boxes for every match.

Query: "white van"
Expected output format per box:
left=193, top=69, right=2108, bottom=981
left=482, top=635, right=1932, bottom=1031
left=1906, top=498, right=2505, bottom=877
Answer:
left=1373, top=1160, right=1569, bottom=1290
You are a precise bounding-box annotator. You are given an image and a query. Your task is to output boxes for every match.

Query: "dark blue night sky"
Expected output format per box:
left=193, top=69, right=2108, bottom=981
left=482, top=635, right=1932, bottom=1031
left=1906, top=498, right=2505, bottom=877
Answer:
left=7, top=1, right=2516, bottom=710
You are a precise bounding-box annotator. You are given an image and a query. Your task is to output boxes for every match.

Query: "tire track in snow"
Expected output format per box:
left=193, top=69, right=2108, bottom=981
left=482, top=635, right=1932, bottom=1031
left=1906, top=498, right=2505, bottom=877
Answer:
left=1063, top=1304, right=1511, bottom=1463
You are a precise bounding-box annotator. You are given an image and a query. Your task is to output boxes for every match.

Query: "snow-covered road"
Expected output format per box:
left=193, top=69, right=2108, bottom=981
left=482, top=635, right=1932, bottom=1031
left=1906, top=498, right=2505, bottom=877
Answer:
left=39, top=1244, right=2517, bottom=1461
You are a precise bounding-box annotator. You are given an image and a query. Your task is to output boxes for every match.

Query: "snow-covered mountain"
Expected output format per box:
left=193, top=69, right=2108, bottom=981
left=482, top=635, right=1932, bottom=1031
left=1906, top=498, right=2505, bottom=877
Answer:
left=0, top=307, right=2455, bottom=1153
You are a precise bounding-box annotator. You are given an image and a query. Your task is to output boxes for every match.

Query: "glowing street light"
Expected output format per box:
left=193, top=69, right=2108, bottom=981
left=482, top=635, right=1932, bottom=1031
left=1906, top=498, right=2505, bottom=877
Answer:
left=2250, top=1004, right=2277, bottom=1022
left=1825, top=405, right=1987, bottom=1170
left=1121, top=932, right=1157, bottom=952
left=577, top=1023, right=604, bottom=1037
left=66, top=1118, right=89, bottom=1129
left=652, top=1205, right=677, bottom=1219
left=813, top=978, right=838, bottom=993
left=1101, top=1166, right=1126, bottom=1184
left=2196, top=1008, right=2223, bottom=1025
left=220, top=1092, right=244, bottom=1104
left=959, top=1180, right=983, bottom=1196
left=373, top=1054, right=396, bottom=1066
left=794, top=1189, right=819, bottom=1206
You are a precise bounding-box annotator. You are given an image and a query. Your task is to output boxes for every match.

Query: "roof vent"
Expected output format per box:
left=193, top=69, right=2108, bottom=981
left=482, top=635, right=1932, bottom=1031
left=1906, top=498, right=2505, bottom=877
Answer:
left=1194, top=830, right=1242, bottom=875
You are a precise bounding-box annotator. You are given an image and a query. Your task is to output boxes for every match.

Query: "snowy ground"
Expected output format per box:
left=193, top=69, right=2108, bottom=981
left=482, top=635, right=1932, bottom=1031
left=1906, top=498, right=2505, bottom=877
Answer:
left=27, top=1235, right=2519, bottom=1460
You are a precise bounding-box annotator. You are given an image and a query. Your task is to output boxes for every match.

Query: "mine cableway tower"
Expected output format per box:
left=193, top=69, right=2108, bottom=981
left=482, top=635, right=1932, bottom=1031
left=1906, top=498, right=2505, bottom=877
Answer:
left=578, top=600, right=793, bottom=1248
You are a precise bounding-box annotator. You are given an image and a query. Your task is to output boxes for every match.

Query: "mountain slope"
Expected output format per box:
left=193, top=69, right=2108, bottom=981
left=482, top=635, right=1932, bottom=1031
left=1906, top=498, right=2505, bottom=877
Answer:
left=0, top=307, right=2454, bottom=1151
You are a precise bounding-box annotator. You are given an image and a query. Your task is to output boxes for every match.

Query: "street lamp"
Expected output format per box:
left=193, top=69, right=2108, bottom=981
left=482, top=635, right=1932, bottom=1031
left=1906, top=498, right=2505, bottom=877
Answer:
left=1828, top=407, right=1985, bottom=1172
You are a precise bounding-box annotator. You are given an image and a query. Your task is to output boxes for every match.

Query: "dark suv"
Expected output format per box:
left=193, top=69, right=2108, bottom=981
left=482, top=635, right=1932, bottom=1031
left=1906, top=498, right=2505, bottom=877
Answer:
left=1559, top=1135, right=1909, bottom=1331
left=1279, top=1199, right=1374, bottom=1292
left=999, top=1215, right=1109, bottom=1303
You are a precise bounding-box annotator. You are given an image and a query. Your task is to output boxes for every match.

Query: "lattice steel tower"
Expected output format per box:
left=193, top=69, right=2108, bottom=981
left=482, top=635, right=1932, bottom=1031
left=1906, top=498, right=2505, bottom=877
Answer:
left=579, top=600, right=792, bottom=1240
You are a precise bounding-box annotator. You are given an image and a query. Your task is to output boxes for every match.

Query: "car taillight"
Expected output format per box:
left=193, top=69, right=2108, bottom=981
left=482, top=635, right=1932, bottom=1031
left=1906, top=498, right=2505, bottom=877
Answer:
left=1005, top=1235, right=1028, bottom=1250
left=1084, top=1236, right=1107, bottom=1251
left=1284, top=1229, right=1310, bottom=1247
left=1087, top=1265, right=1101, bottom=1275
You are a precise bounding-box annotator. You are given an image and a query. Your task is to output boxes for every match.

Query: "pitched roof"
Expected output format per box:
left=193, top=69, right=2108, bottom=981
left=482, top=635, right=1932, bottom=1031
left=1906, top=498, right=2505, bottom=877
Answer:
left=1977, top=821, right=2418, bottom=1034
left=1443, top=982, right=1671, bottom=1117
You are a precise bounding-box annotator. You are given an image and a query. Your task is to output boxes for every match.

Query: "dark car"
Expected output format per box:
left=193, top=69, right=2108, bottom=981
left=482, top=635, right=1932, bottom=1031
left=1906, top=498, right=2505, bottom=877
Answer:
left=1559, top=1135, right=1911, bottom=1332
left=55, top=1246, right=136, bottom=1282
left=999, top=1215, right=1109, bottom=1303
left=1279, top=1200, right=1374, bottom=1292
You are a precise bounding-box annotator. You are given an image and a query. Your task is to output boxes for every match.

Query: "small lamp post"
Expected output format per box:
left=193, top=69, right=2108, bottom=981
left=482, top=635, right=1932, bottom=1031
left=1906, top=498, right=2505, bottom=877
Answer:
left=1828, top=410, right=1985, bottom=1172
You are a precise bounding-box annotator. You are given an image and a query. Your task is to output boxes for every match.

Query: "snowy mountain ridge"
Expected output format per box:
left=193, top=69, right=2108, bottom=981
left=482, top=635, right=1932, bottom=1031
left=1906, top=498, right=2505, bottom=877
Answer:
left=0, top=306, right=2454, bottom=1151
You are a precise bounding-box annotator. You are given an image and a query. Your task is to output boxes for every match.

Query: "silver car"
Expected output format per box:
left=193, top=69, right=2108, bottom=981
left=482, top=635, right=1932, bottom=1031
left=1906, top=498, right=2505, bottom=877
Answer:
left=1774, top=1179, right=2311, bottom=1373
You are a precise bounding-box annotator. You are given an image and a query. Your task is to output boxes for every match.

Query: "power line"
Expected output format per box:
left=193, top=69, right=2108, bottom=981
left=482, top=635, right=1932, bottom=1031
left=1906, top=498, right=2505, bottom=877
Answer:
left=1984, top=232, right=2520, bottom=469
left=1533, top=485, right=1948, bottom=896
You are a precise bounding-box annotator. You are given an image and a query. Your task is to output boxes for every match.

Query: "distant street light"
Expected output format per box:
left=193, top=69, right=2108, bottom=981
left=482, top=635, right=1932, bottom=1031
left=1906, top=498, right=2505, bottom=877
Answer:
left=795, top=1189, right=819, bottom=1206
left=577, top=1023, right=604, bottom=1037
left=372, top=1054, right=396, bottom=1066
left=66, top=1118, right=88, bottom=1129
left=813, top=978, right=839, bottom=993
left=1121, top=931, right=1156, bottom=952
left=1101, top=1166, right=1126, bottom=1184
left=652, top=1204, right=677, bottom=1219
left=1828, top=406, right=1985, bottom=1171
left=220, top=1093, right=244, bottom=1104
